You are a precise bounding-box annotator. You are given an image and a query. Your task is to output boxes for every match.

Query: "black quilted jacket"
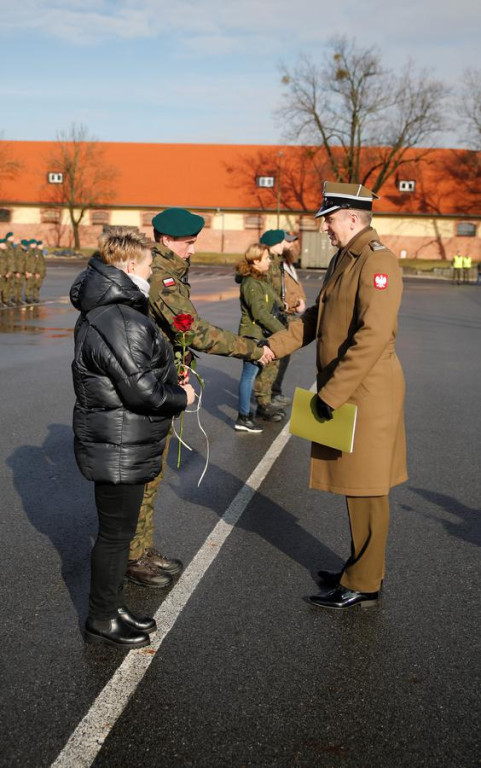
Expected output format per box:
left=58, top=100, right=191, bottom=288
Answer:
left=70, top=256, right=186, bottom=484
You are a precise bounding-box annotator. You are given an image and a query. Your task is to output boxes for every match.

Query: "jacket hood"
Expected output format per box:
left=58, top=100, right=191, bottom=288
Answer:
left=70, top=254, right=149, bottom=314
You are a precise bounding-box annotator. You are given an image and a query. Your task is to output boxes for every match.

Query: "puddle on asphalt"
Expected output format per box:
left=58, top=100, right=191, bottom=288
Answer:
left=0, top=303, right=74, bottom=339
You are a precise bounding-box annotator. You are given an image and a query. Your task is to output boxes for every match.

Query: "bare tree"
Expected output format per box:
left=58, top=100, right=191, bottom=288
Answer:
left=45, top=123, right=119, bottom=248
left=457, top=68, right=481, bottom=149
left=278, top=37, right=448, bottom=193
left=0, top=134, right=22, bottom=197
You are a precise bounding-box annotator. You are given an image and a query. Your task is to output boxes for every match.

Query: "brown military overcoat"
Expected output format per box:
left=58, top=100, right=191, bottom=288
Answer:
left=268, top=227, right=407, bottom=496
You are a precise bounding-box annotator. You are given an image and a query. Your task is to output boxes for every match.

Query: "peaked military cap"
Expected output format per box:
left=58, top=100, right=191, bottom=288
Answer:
left=315, top=182, right=379, bottom=218
left=260, top=229, right=299, bottom=247
left=152, top=208, right=204, bottom=237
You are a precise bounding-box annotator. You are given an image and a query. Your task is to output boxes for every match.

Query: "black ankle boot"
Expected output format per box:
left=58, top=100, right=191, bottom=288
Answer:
left=85, top=616, right=150, bottom=648
left=117, top=606, right=157, bottom=633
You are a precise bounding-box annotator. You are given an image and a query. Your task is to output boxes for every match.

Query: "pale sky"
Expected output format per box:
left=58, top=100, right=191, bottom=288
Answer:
left=1, top=0, right=480, bottom=146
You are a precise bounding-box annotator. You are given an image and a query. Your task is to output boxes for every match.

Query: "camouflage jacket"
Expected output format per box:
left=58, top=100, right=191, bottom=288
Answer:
left=11, top=245, right=26, bottom=274
left=4, top=244, right=16, bottom=274
left=267, top=253, right=284, bottom=300
left=149, top=243, right=262, bottom=360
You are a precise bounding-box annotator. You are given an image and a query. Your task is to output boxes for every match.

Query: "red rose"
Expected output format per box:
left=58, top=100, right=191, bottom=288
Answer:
left=173, top=313, right=195, bottom=332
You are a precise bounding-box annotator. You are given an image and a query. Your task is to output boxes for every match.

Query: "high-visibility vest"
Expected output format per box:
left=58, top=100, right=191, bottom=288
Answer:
left=462, top=256, right=472, bottom=269
left=453, top=254, right=463, bottom=269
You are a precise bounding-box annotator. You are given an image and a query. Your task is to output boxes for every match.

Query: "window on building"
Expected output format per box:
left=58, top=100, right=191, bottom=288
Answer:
left=456, top=221, right=477, bottom=237
left=47, top=172, right=63, bottom=184
left=91, top=210, right=110, bottom=226
left=245, top=214, right=264, bottom=229
left=40, top=208, right=61, bottom=224
left=300, top=216, right=318, bottom=231
left=0, top=208, right=12, bottom=222
left=398, top=180, right=416, bottom=192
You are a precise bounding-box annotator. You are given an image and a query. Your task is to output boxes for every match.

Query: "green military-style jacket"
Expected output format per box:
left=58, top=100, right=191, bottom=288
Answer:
left=11, top=245, right=26, bottom=274
left=33, top=249, right=47, bottom=278
left=149, top=243, right=262, bottom=360
left=25, top=249, right=37, bottom=274
left=267, top=252, right=283, bottom=299
left=0, top=248, right=7, bottom=277
left=4, top=243, right=15, bottom=274
left=238, top=273, right=286, bottom=341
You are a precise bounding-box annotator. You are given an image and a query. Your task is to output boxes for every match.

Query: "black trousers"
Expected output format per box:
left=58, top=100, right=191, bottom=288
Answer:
left=89, top=482, right=145, bottom=620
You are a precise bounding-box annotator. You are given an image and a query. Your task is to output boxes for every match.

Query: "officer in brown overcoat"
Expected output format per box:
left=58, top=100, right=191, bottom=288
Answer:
left=266, top=181, right=407, bottom=610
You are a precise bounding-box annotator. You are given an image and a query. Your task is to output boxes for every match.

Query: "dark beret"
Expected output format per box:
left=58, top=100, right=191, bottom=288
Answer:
left=152, top=208, right=204, bottom=237
left=260, top=229, right=285, bottom=247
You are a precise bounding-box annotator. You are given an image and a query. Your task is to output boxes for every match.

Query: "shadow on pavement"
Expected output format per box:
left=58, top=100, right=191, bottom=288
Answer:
left=409, top=486, right=481, bottom=548
left=6, top=423, right=95, bottom=624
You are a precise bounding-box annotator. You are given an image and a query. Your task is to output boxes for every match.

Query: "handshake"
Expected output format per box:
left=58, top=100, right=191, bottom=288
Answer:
left=256, top=340, right=276, bottom=367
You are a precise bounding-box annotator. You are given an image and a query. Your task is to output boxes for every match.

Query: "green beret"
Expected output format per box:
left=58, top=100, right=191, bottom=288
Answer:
left=0, top=238, right=5, bottom=244
left=37, top=240, right=43, bottom=246
left=5, top=231, right=13, bottom=239
left=152, top=208, right=204, bottom=237
left=260, top=229, right=285, bottom=247
left=21, top=239, right=30, bottom=247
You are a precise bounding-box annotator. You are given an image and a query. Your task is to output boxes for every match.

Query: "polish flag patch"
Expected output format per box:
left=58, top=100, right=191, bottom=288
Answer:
left=162, top=277, right=176, bottom=287
left=374, top=273, right=388, bottom=290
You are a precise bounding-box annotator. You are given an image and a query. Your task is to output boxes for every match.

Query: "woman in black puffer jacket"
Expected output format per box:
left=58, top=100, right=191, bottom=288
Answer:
left=70, top=229, right=194, bottom=649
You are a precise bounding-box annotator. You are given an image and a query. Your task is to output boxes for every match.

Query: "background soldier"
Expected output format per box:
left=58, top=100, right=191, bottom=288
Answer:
left=126, top=207, right=272, bottom=588
left=30, top=240, right=47, bottom=302
left=3, top=232, right=15, bottom=306
left=252, top=229, right=298, bottom=421
left=11, top=239, right=28, bottom=306
left=271, top=233, right=306, bottom=406
left=24, top=240, right=37, bottom=304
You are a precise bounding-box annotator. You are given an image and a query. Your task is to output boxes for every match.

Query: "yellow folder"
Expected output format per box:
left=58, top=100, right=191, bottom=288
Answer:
left=289, top=387, right=358, bottom=453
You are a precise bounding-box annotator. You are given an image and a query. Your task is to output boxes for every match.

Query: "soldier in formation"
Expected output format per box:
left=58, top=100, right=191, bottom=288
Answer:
left=125, top=207, right=273, bottom=588
left=24, top=239, right=47, bottom=303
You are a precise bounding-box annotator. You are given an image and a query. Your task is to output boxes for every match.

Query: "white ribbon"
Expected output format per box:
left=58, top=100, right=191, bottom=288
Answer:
left=171, top=365, right=210, bottom=487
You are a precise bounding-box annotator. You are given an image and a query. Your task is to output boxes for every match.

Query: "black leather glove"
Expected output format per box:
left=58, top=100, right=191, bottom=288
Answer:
left=316, top=397, right=334, bottom=421
left=256, top=339, right=270, bottom=348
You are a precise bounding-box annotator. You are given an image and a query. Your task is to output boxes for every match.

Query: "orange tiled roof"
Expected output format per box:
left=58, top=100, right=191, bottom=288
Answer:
left=1, top=141, right=480, bottom=216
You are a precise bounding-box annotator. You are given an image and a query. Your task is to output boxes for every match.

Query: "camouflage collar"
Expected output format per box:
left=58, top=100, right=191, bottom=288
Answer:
left=152, top=242, right=189, bottom=279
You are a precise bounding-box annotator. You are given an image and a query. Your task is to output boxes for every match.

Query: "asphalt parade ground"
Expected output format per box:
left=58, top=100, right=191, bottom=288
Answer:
left=0, top=262, right=480, bottom=768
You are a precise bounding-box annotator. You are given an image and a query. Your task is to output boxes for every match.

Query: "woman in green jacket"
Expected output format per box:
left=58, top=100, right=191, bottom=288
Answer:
left=235, top=243, right=286, bottom=432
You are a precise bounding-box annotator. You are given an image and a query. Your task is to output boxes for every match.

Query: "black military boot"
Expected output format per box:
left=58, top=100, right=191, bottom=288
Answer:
left=144, top=547, right=184, bottom=576
left=125, top=556, right=174, bottom=587
left=117, top=606, right=157, bottom=633
left=256, top=403, right=285, bottom=422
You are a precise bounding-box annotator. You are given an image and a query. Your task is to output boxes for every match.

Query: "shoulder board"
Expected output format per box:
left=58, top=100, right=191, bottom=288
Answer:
left=370, top=241, right=386, bottom=251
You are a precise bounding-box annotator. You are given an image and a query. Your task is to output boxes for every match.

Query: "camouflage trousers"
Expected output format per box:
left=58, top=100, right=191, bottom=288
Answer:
left=26, top=276, right=44, bottom=302
left=0, top=276, right=9, bottom=303
left=254, top=359, right=280, bottom=406
left=11, top=276, right=25, bottom=303
left=128, top=430, right=173, bottom=561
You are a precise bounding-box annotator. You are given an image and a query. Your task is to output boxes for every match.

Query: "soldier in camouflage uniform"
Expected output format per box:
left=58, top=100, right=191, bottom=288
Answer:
left=2, top=232, right=15, bottom=306
left=251, top=229, right=297, bottom=421
left=11, top=239, right=28, bottom=306
left=28, top=240, right=47, bottom=303
left=126, top=207, right=271, bottom=588
left=0, top=238, right=7, bottom=307
left=24, top=240, right=38, bottom=304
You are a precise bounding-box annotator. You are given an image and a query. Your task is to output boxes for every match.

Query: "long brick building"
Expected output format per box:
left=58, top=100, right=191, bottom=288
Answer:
left=1, top=140, right=480, bottom=264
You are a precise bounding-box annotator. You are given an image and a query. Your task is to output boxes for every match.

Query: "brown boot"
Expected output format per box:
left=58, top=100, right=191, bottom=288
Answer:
left=125, top=556, right=173, bottom=588
left=145, top=548, right=183, bottom=576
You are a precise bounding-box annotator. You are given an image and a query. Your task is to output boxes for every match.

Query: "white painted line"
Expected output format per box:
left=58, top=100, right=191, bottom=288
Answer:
left=51, top=419, right=295, bottom=768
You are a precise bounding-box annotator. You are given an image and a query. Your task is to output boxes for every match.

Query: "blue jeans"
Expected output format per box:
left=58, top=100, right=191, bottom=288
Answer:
left=238, top=361, right=259, bottom=416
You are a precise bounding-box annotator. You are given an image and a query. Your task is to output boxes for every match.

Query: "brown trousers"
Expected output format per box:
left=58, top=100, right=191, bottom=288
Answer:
left=339, top=495, right=390, bottom=594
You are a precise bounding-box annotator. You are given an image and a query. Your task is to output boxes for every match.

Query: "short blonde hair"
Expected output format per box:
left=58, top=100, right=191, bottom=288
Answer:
left=236, top=243, right=269, bottom=277
left=98, top=227, right=153, bottom=266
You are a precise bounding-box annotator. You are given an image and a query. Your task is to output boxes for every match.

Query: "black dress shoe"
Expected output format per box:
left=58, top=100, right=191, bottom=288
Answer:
left=144, top=547, right=183, bottom=576
left=317, top=568, right=343, bottom=587
left=308, top=585, right=379, bottom=610
left=85, top=616, right=150, bottom=648
left=117, top=606, right=157, bottom=634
